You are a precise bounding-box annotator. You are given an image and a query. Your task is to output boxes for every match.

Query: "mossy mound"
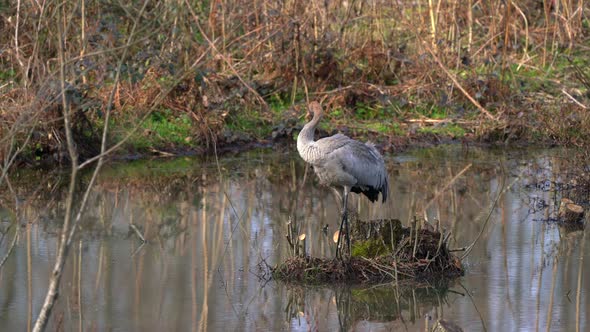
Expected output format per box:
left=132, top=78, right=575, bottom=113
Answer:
left=273, top=220, right=463, bottom=284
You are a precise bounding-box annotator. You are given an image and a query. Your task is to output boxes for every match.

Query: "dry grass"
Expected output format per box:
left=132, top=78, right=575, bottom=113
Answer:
left=1, top=0, right=589, bottom=165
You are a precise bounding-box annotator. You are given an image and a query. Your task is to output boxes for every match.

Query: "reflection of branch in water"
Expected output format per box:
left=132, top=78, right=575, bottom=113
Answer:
left=131, top=243, right=146, bottom=257
left=0, top=225, right=17, bottom=270
left=420, top=163, right=472, bottom=215
left=284, top=286, right=307, bottom=326
left=211, top=138, right=248, bottom=261
left=576, top=228, right=585, bottom=332
left=27, top=225, right=32, bottom=332
left=458, top=282, right=487, bottom=332
left=77, top=240, right=83, bottom=332
left=282, top=161, right=310, bottom=257
left=500, top=198, right=517, bottom=323
left=336, top=287, right=352, bottom=332
left=0, top=173, right=60, bottom=259
left=209, top=138, right=247, bottom=321
left=546, top=257, right=559, bottom=331
left=461, top=171, right=523, bottom=260
left=290, top=162, right=309, bottom=216
left=534, top=221, right=546, bottom=332
left=199, top=188, right=209, bottom=332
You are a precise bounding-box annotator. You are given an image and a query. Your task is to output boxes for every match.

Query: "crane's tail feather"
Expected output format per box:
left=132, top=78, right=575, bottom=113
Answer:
left=351, top=178, right=389, bottom=203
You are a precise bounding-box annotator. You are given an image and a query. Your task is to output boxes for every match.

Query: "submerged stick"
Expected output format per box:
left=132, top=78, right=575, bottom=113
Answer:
left=130, top=223, right=146, bottom=243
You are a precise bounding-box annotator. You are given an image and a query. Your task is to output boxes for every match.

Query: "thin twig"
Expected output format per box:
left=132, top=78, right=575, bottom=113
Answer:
left=562, top=89, right=587, bottom=109
left=449, top=247, right=467, bottom=252
left=359, top=257, right=396, bottom=279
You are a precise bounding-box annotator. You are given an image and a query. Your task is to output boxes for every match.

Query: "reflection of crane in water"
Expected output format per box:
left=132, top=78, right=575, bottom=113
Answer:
left=297, top=101, right=389, bottom=258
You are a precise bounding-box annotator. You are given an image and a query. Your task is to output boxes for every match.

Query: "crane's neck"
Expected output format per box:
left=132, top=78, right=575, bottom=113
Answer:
left=297, top=111, right=322, bottom=162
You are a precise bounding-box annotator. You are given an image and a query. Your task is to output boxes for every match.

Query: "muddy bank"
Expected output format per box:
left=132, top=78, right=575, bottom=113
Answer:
left=18, top=125, right=542, bottom=170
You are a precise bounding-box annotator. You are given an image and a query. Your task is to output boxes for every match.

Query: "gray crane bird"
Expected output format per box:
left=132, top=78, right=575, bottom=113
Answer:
left=297, top=101, right=389, bottom=258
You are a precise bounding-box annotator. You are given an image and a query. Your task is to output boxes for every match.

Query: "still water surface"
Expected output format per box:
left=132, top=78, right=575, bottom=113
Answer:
left=0, top=146, right=587, bottom=331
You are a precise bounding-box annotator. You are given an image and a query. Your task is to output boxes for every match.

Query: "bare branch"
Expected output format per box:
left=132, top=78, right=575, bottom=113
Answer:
left=32, top=1, right=152, bottom=330
left=32, top=9, right=80, bottom=328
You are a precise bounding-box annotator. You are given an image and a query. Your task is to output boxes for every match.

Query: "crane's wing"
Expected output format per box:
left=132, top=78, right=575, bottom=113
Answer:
left=314, top=133, right=352, bottom=152
left=328, top=139, right=389, bottom=203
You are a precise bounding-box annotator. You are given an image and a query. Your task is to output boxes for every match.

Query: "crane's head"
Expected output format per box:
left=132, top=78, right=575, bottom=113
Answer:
left=307, top=101, right=323, bottom=120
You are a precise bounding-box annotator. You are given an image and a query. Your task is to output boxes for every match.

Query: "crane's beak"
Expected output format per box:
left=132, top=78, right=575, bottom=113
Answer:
left=305, top=109, right=313, bottom=121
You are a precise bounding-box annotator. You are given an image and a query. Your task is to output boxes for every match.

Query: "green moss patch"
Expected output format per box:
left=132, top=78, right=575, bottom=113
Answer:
left=351, top=239, right=390, bottom=258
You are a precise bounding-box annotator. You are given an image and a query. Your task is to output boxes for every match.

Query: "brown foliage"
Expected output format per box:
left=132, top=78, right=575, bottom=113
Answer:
left=1, top=0, right=589, bottom=165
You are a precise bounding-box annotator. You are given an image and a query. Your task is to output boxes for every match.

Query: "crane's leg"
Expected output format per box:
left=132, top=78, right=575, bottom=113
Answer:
left=343, top=188, right=351, bottom=256
left=335, top=187, right=350, bottom=259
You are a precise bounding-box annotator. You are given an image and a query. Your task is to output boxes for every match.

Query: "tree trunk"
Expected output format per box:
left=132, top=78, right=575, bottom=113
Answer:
left=559, top=198, right=585, bottom=223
